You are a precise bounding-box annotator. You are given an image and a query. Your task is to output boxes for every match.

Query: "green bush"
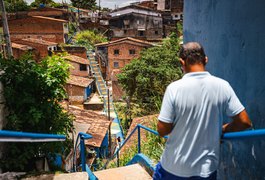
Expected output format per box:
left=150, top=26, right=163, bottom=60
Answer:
left=75, top=30, right=107, bottom=49
left=0, top=54, right=73, bottom=171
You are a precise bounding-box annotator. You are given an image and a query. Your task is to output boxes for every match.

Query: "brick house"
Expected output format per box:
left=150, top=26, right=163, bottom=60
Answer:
left=109, top=5, right=163, bottom=42
left=95, top=37, right=154, bottom=100
left=10, top=43, right=34, bottom=59
left=64, top=55, right=90, bottom=77
left=8, top=16, right=68, bottom=43
left=66, top=75, right=94, bottom=104
left=64, top=105, right=111, bottom=170
left=28, top=7, right=71, bottom=20
left=70, top=106, right=111, bottom=158
left=59, top=46, right=87, bottom=59
left=12, top=38, right=58, bottom=61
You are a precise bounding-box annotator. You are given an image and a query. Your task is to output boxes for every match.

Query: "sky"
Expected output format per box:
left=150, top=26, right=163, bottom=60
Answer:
left=25, top=0, right=142, bottom=9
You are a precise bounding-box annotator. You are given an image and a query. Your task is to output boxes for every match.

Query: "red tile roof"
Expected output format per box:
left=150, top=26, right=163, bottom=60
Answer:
left=11, top=43, right=33, bottom=51
left=64, top=55, right=90, bottom=65
left=32, top=15, right=68, bottom=23
left=95, top=37, right=154, bottom=47
left=69, top=106, right=111, bottom=147
left=21, top=38, right=58, bottom=46
left=67, top=75, right=93, bottom=87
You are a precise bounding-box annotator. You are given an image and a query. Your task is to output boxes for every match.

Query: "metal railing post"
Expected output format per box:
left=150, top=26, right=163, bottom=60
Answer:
left=117, top=150, right=120, bottom=167
left=80, top=136, right=86, bottom=172
left=138, top=125, right=141, bottom=153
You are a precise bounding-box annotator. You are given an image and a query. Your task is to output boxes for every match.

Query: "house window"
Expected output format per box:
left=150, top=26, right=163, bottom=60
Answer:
left=80, top=64, right=87, bottom=71
left=155, top=30, right=159, bottom=35
left=124, top=30, right=127, bottom=34
left=114, top=49, right=119, bottom=55
left=129, top=49, right=136, bottom=55
left=138, top=30, right=144, bottom=36
left=114, top=62, right=119, bottom=68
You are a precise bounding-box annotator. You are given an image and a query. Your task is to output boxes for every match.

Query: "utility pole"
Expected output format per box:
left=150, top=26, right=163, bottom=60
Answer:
left=0, top=0, right=13, bottom=57
left=0, top=0, right=9, bottom=174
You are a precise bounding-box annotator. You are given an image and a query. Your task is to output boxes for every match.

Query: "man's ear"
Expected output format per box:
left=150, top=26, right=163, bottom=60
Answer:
left=205, top=56, right=208, bottom=64
left=179, top=58, right=185, bottom=66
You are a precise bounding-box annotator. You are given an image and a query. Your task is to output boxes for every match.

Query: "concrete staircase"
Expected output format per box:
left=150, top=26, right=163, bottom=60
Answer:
left=94, top=164, right=152, bottom=180
left=88, top=53, right=115, bottom=113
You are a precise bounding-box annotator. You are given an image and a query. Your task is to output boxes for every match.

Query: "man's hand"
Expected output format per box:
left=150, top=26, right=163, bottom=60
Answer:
left=157, top=120, right=173, bottom=137
left=222, top=110, right=252, bottom=133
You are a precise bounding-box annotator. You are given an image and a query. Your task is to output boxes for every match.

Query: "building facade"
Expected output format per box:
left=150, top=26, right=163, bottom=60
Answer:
left=109, top=5, right=163, bottom=42
left=8, top=16, right=68, bottom=44
left=66, top=75, right=94, bottom=104
left=96, top=37, right=154, bottom=100
left=13, top=38, right=58, bottom=61
left=64, top=55, right=90, bottom=77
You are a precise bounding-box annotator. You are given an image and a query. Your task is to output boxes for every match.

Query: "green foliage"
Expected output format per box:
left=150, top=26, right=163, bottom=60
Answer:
left=4, top=0, right=29, bottom=12
left=71, top=0, right=96, bottom=10
left=30, top=0, right=61, bottom=8
left=74, top=30, right=107, bottom=50
left=109, top=118, right=165, bottom=168
left=0, top=54, right=73, bottom=171
left=117, top=36, right=182, bottom=114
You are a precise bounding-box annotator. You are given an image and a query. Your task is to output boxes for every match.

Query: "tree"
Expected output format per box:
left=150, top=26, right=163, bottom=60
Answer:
left=117, top=35, right=183, bottom=113
left=71, top=0, right=96, bottom=10
left=0, top=53, right=73, bottom=171
left=30, top=0, right=61, bottom=8
left=4, top=0, right=29, bottom=12
left=75, top=30, right=107, bottom=50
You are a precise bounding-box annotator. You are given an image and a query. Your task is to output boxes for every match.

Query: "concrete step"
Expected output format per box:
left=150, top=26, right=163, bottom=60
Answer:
left=21, top=172, right=88, bottom=180
left=94, top=164, right=152, bottom=180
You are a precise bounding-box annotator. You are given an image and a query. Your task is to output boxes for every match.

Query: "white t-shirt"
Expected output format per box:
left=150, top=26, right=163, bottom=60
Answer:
left=159, top=71, right=244, bottom=177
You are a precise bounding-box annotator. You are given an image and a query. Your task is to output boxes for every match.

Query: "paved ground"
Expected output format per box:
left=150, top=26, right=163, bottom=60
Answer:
left=94, top=163, right=152, bottom=180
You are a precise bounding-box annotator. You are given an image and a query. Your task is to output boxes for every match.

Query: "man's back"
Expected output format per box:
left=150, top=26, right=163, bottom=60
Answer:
left=158, top=71, right=244, bottom=177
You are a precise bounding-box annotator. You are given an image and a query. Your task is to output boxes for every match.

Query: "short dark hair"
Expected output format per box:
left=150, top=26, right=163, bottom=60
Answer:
left=179, top=42, right=206, bottom=65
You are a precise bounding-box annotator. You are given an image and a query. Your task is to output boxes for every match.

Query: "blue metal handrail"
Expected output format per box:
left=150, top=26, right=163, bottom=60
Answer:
left=73, top=132, right=98, bottom=180
left=102, top=124, right=265, bottom=169
left=0, top=130, right=66, bottom=142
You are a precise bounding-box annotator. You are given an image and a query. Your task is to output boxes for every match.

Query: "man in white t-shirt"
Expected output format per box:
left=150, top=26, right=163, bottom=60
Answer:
left=153, top=42, right=252, bottom=180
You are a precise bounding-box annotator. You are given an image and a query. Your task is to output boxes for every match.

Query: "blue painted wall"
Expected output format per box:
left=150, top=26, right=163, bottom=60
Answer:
left=184, top=0, right=265, bottom=179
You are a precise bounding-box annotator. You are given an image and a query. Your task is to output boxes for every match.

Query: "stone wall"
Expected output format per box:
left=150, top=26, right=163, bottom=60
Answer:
left=184, top=0, right=265, bottom=179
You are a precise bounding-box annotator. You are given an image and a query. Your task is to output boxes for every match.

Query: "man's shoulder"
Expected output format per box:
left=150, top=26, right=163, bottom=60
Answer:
left=168, top=79, right=185, bottom=88
left=208, top=75, right=230, bottom=86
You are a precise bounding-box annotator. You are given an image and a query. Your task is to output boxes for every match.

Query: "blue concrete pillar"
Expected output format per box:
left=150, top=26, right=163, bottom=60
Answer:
left=184, top=0, right=265, bottom=179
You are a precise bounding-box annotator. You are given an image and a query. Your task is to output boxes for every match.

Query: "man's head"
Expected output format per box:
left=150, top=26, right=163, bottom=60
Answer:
left=179, top=42, right=208, bottom=70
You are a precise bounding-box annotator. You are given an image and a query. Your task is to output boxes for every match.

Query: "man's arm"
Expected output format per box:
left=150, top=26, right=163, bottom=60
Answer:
left=157, top=120, right=173, bottom=137
left=222, top=110, right=252, bottom=133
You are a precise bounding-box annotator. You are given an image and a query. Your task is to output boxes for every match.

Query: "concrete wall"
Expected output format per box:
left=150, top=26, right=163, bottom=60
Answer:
left=184, top=0, right=265, bottom=179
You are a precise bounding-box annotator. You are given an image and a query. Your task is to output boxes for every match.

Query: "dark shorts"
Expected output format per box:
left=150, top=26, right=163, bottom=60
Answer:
left=153, top=162, right=217, bottom=180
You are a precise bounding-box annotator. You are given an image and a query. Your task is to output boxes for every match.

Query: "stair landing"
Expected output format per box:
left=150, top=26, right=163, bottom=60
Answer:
left=94, top=164, right=152, bottom=180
